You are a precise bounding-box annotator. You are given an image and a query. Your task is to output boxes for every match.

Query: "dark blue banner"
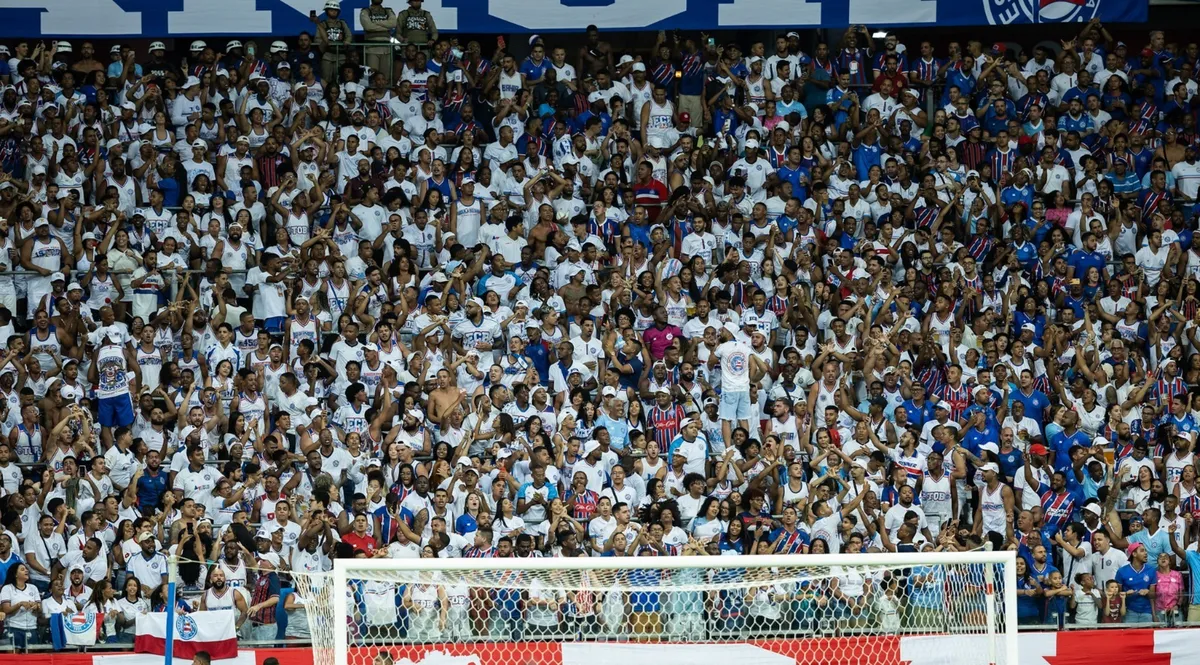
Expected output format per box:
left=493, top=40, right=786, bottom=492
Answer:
left=0, top=0, right=1147, bottom=38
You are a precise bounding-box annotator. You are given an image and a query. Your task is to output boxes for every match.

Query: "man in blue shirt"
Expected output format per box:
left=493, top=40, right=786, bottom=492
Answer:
left=523, top=324, right=550, bottom=383
left=1048, top=411, right=1090, bottom=471
left=901, top=382, right=937, bottom=431
left=1115, top=543, right=1156, bottom=623
left=519, top=42, right=551, bottom=85
left=1067, top=232, right=1108, bottom=281
left=962, top=411, right=999, bottom=452
left=999, top=169, right=1035, bottom=210
left=1010, top=370, right=1050, bottom=426
left=1126, top=509, right=1173, bottom=565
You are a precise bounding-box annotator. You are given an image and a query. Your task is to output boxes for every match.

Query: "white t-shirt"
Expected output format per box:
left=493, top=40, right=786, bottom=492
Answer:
left=715, top=340, right=753, bottom=392
left=0, top=583, right=40, bottom=629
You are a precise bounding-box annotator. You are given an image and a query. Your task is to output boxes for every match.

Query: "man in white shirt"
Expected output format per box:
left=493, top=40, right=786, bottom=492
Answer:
left=1035, top=146, right=1072, bottom=195
left=1171, top=145, right=1200, bottom=202
left=883, top=485, right=932, bottom=542
left=245, top=249, right=289, bottom=331
left=24, top=514, right=66, bottom=588
left=125, top=531, right=169, bottom=590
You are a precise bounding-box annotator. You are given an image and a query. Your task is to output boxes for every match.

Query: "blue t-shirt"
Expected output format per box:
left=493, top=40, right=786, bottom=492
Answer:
left=596, top=414, right=630, bottom=450
left=455, top=513, right=477, bottom=536
left=1186, top=551, right=1200, bottom=604
left=901, top=399, right=937, bottom=430
left=1016, top=577, right=1041, bottom=619
left=1068, top=249, right=1106, bottom=279
left=963, top=423, right=1000, bottom=451
left=1115, top=563, right=1156, bottom=614
left=1127, top=528, right=1173, bottom=565
left=1049, top=430, right=1090, bottom=471
left=524, top=342, right=549, bottom=383
left=518, top=57, right=551, bottom=82
left=997, top=448, right=1024, bottom=483
left=1010, top=388, right=1050, bottom=425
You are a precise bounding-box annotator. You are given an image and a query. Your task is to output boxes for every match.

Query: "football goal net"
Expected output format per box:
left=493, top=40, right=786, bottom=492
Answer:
left=296, top=552, right=1017, bottom=665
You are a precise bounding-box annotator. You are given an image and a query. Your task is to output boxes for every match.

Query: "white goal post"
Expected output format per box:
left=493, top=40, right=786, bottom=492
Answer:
left=306, top=552, right=1017, bottom=665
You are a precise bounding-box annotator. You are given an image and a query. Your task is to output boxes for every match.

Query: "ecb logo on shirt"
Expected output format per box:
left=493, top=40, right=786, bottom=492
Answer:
left=985, top=0, right=1101, bottom=24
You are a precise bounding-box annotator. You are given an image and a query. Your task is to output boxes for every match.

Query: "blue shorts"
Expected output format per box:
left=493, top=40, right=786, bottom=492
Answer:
left=718, top=390, right=753, bottom=421
left=98, top=394, right=135, bottom=428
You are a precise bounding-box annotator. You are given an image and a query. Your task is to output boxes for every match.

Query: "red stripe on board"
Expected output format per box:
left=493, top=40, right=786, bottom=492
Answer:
left=134, top=634, right=240, bottom=660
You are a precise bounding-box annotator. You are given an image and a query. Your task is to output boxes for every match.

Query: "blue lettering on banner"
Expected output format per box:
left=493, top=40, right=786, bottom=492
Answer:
left=0, top=0, right=1145, bottom=37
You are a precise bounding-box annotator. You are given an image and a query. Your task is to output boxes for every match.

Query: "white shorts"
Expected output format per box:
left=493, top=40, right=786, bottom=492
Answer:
left=719, top=390, right=753, bottom=421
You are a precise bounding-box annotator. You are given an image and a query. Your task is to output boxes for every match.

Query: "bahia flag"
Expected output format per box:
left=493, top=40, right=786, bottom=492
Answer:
left=50, top=608, right=102, bottom=649
left=134, top=610, right=238, bottom=660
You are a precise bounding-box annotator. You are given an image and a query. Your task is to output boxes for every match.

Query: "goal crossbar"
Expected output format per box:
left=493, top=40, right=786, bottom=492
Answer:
left=327, top=551, right=1019, bottom=665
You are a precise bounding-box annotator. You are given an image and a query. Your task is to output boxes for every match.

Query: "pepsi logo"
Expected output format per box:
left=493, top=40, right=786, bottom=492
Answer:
left=983, top=0, right=1098, bottom=24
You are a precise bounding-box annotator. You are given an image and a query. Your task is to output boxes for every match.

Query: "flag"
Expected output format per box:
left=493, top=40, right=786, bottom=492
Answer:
left=50, top=609, right=101, bottom=649
left=134, top=610, right=238, bottom=660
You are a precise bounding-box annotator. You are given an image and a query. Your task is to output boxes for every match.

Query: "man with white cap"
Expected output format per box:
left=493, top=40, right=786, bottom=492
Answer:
left=452, top=297, right=503, bottom=369
left=729, top=136, right=773, bottom=202
left=89, top=325, right=137, bottom=448
left=667, top=417, right=707, bottom=477
left=171, top=75, right=203, bottom=128
left=182, top=139, right=215, bottom=187
left=20, top=217, right=67, bottom=319
left=974, top=461, right=1014, bottom=547
left=576, top=440, right=607, bottom=494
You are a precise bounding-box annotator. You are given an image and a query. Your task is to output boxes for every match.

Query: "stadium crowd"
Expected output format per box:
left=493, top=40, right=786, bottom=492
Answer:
left=0, top=3, right=1193, bottom=647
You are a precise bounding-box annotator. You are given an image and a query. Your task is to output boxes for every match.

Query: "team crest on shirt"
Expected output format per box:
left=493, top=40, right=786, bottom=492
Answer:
left=984, top=0, right=1099, bottom=24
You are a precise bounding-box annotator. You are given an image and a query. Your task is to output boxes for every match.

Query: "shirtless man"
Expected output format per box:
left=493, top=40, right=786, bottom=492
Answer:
left=527, top=203, right=559, bottom=258
left=427, top=367, right=466, bottom=432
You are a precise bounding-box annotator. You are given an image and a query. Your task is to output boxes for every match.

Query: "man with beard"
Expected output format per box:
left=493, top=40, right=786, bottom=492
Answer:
left=452, top=298, right=503, bottom=369
left=60, top=537, right=108, bottom=584
left=200, top=566, right=250, bottom=628
left=392, top=408, right=430, bottom=455
left=21, top=217, right=67, bottom=319
left=211, top=221, right=252, bottom=298
left=135, top=449, right=169, bottom=513
left=174, top=444, right=222, bottom=504
left=400, top=474, right=433, bottom=537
